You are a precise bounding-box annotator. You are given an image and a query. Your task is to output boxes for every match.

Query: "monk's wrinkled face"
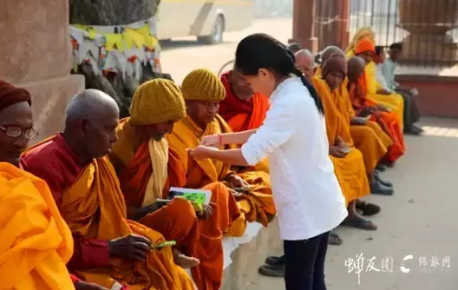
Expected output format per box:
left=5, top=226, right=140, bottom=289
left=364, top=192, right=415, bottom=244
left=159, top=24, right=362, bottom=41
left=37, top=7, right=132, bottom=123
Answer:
left=84, top=108, right=119, bottom=158
left=357, top=51, right=374, bottom=64
left=229, top=70, right=253, bottom=101
left=0, top=102, right=34, bottom=166
left=144, top=120, right=176, bottom=141
left=324, top=71, right=345, bottom=90
left=187, top=100, right=220, bottom=127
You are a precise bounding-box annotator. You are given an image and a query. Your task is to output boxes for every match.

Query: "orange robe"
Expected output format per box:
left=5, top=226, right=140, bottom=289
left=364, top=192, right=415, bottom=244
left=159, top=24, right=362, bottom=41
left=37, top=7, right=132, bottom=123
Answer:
left=348, top=73, right=405, bottom=163
left=110, top=118, right=241, bottom=290
left=21, top=136, right=194, bottom=290
left=219, top=72, right=269, bottom=173
left=313, top=77, right=370, bottom=205
left=167, top=115, right=276, bottom=228
left=0, top=163, right=75, bottom=290
left=316, top=66, right=393, bottom=171
left=330, top=81, right=391, bottom=174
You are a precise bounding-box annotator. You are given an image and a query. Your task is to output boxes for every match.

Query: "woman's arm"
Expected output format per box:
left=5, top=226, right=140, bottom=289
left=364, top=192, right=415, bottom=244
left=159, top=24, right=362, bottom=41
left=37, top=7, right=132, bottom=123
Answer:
left=201, top=129, right=258, bottom=147
left=191, top=147, right=249, bottom=166
left=220, top=129, right=257, bottom=145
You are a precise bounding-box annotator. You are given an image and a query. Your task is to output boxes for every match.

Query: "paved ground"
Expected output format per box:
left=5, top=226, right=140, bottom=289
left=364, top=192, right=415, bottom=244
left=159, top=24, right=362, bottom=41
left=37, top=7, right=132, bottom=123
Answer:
left=160, top=19, right=458, bottom=290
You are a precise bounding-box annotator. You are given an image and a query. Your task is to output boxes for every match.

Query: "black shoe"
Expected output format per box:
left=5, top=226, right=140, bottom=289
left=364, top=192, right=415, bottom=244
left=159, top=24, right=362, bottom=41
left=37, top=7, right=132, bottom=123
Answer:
left=374, top=171, right=393, bottom=187
left=376, top=164, right=387, bottom=172
left=356, top=200, right=381, bottom=216
left=258, top=264, right=285, bottom=277
left=404, top=124, right=423, bottom=136
left=371, top=180, right=394, bottom=196
left=265, top=255, right=285, bottom=266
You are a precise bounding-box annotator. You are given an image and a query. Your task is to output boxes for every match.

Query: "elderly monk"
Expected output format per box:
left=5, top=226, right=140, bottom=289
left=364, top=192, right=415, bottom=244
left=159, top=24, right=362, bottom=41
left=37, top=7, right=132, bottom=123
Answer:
left=0, top=81, right=108, bottom=290
left=294, top=53, right=378, bottom=231
left=317, top=47, right=395, bottom=192
left=349, top=37, right=405, bottom=127
left=219, top=70, right=269, bottom=173
left=108, top=79, right=242, bottom=290
left=22, top=89, right=195, bottom=290
left=168, top=68, right=276, bottom=229
left=347, top=56, right=406, bottom=164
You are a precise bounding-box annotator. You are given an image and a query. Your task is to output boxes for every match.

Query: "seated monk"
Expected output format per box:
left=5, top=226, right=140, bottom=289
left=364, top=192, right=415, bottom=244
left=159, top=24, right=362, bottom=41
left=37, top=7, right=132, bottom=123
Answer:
left=314, top=47, right=395, bottom=194
left=21, top=89, right=196, bottom=290
left=0, top=80, right=111, bottom=290
left=168, top=68, right=276, bottom=229
left=347, top=56, right=406, bottom=165
left=346, top=28, right=405, bottom=127
left=295, top=52, right=378, bottom=232
left=219, top=70, right=269, bottom=173
left=108, top=79, right=242, bottom=290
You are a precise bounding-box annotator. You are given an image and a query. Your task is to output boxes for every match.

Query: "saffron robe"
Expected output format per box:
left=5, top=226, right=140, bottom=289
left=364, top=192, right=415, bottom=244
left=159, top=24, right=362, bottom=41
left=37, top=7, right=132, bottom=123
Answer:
left=21, top=136, right=194, bottom=290
left=312, top=77, right=370, bottom=205
left=348, top=74, right=406, bottom=163
left=109, top=118, right=242, bottom=290
left=167, top=115, right=276, bottom=228
left=331, top=81, right=391, bottom=173
left=315, top=67, right=393, bottom=171
left=0, top=162, right=75, bottom=290
left=219, top=72, right=269, bottom=173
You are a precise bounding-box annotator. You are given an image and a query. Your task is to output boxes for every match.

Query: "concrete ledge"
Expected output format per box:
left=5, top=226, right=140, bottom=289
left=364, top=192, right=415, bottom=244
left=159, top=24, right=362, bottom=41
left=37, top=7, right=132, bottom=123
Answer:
left=397, top=74, right=458, bottom=118
left=15, top=74, right=85, bottom=144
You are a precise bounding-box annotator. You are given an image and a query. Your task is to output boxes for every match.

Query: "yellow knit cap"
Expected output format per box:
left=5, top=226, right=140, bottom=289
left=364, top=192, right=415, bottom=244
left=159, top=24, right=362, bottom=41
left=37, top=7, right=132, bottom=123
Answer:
left=181, top=68, right=226, bottom=101
left=130, top=79, right=186, bottom=125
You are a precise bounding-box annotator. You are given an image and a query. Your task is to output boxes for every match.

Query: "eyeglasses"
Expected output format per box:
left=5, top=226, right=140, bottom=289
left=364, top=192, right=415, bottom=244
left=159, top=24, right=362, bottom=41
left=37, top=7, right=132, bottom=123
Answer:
left=0, top=125, right=39, bottom=140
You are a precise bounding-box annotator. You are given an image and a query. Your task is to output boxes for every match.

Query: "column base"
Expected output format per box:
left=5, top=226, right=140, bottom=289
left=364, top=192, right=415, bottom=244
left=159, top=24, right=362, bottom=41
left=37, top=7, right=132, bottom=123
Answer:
left=15, top=74, right=85, bottom=144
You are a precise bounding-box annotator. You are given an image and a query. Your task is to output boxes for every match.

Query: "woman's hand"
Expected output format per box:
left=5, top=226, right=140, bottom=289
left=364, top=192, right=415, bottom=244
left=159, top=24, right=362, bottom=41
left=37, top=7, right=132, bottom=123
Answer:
left=200, top=135, right=221, bottom=147
left=377, top=89, right=391, bottom=95
left=189, top=145, right=217, bottom=159
left=226, top=174, right=248, bottom=189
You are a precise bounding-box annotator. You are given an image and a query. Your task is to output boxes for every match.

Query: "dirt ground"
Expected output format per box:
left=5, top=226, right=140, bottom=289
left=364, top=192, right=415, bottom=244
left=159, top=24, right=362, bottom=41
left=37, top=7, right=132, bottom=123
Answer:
left=160, top=19, right=458, bottom=290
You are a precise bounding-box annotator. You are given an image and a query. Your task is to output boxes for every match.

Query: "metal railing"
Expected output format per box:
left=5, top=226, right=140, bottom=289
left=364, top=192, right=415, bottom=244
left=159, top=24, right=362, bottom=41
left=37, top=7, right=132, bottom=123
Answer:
left=315, top=0, right=458, bottom=67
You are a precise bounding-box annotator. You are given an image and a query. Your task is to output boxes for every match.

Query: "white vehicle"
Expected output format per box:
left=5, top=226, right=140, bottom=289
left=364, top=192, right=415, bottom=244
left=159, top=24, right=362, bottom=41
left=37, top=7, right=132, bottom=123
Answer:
left=157, top=0, right=253, bottom=44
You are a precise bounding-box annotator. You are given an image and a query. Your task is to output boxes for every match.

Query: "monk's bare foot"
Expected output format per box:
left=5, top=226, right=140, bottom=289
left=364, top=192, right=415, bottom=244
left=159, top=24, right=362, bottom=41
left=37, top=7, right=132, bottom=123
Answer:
left=173, top=249, right=200, bottom=268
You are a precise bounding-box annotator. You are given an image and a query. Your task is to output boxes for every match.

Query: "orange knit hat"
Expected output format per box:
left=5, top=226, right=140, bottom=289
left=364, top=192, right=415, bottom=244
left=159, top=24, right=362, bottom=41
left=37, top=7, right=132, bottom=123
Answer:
left=355, top=38, right=375, bottom=54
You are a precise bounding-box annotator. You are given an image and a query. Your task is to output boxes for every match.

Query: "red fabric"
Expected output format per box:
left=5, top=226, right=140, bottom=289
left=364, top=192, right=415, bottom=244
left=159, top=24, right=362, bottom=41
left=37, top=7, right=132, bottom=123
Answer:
left=70, top=274, right=80, bottom=283
left=20, top=133, right=111, bottom=269
left=0, top=80, right=31, bottom=112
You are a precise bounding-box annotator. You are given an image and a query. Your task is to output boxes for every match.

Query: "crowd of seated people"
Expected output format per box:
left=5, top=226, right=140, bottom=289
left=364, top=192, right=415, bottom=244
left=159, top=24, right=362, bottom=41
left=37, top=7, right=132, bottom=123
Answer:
left=0, top=27, right=419, bottom=289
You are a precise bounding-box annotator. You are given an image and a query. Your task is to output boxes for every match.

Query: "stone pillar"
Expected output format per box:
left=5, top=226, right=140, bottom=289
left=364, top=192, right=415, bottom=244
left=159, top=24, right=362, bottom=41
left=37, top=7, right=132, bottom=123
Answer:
left=337, top=0, right=350, bottom=49
left=0, top=0, right=84, bottom=142
left=290, top=0, right=318, bottom=53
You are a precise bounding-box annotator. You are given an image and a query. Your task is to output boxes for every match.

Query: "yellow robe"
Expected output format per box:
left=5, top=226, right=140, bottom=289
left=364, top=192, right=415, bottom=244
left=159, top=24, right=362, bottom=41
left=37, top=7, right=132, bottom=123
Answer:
left=0, top=163, right=75, bottom=290
left=312, top=78, right=370, bottom=205
left=62, top=157, right=194, bottom=290
left=167, top=115, right=276, bottom=231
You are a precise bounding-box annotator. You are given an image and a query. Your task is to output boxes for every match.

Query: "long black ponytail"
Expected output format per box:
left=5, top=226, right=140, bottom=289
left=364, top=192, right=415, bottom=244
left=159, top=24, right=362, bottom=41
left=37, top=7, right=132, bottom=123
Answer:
left=234, top=33, right=324, bottom=115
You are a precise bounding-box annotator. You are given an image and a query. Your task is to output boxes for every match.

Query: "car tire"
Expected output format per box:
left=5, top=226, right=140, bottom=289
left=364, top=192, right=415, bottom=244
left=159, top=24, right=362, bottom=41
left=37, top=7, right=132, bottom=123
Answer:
left=197, top=15, right=224, bottom=45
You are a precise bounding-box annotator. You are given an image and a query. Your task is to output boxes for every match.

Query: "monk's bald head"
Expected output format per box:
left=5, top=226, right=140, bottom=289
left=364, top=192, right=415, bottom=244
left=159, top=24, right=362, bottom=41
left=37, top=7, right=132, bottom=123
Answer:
left=321, top=46, right=344, bottom=64
left=64, top=89, right=119, bottom=160
left=295, top=49, right=315, bottom=79
left=347, top=56, right=366, bottom=82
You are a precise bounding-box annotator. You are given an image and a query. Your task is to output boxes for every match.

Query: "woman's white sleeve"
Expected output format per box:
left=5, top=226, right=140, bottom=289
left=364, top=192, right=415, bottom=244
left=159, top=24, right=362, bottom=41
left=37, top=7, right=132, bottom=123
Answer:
left=241, top=102, right=296, bottom=166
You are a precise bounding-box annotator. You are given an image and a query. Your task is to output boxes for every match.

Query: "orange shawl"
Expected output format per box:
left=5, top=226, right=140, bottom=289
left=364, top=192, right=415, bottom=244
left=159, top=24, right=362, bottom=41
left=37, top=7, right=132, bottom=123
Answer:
left=0, top=163, right=75, bottom=290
